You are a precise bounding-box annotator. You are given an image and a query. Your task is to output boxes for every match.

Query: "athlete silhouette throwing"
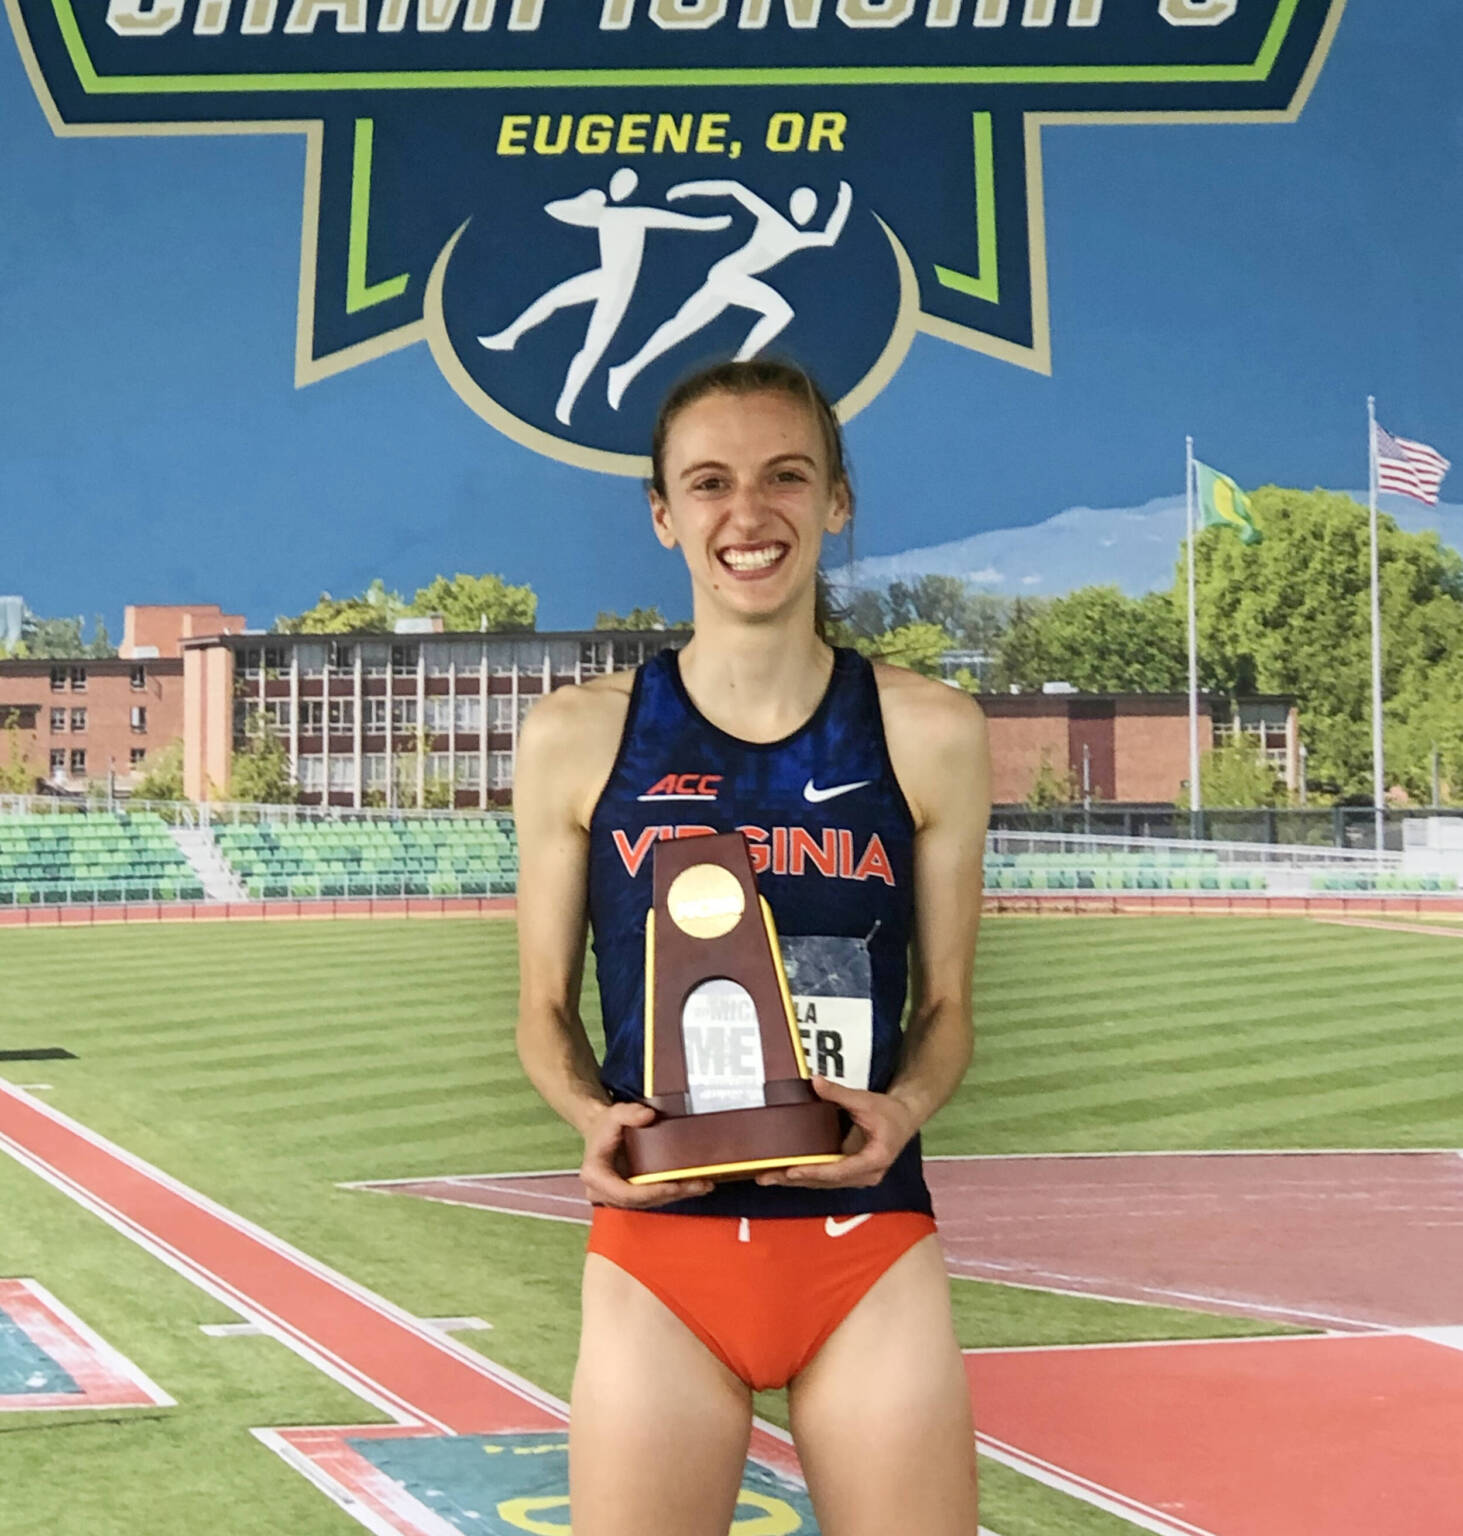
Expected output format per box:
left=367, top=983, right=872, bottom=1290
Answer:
left=478, top=167, right=731, bottom=425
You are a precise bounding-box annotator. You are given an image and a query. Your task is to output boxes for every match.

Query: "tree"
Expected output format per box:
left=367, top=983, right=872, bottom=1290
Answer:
left=840, top=587, right=888, bottom=641
left=1176, top=743, right=1285, bottom=810
left=87, top=615, right=117, bottom=659
left=1025, top=750, right=1076, bottom=810
left=275, top=579, right=408, bottom=634
left=853, top=622, right=950, bottom=677
left=0, top=711, right=35, bottom=795
left=1185, top=486, right=1463, bottom=800
left=131, top=740, right=186, bottom=803
left=229, top=719, right=298, bottom=804
left=410, top=572, right=536, bottom=632
left=992, top=587, right=1186, bottom=694
left=594, top=606, right=687, bottom=631
left=22, top=614, right=84, bottom=657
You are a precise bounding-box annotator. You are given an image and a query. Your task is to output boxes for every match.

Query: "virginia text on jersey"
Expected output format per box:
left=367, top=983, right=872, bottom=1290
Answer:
left=7, top=0, right=1346, bottom=472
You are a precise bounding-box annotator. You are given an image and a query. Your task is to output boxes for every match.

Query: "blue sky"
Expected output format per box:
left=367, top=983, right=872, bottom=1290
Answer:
left=1, top=4, right=1459, bottom=634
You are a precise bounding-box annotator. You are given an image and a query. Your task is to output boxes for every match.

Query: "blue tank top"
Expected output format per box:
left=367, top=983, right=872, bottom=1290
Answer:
left=587, top=645, right=932, bottom=1219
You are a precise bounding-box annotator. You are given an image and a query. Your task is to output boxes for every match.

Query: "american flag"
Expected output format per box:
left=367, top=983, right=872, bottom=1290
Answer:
left=1374, top=424, right=1451, bottom=505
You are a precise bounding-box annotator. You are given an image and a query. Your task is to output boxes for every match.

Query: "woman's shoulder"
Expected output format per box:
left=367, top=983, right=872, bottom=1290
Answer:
left=868, top=663, right=989, bottom=830
left=869, top=661, right=988, bottom=737
left=516, top=672, right=639, bottom=828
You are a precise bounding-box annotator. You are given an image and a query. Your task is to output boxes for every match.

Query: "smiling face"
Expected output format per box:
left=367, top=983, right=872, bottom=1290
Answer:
left=649, top=388, right=850, bottom=627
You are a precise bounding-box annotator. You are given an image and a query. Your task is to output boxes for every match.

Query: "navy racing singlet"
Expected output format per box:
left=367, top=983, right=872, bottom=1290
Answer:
left=587, top=646, right=931, bottom=1220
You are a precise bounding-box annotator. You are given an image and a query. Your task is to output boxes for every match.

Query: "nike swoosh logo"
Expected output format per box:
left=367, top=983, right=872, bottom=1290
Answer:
left=803, top=778, right=871, bottom=804
left=825, top=1214, right=874, bottom=1238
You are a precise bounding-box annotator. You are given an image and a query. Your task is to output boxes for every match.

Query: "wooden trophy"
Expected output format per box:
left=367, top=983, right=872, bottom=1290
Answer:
left=623, top=831, right=844, bottom=1184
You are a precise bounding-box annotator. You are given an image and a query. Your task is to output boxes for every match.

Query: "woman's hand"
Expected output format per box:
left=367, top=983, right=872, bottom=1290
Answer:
left=754, top=1076, right=919, bottom=1190
left=579, top=1102, right=715, bottom=1209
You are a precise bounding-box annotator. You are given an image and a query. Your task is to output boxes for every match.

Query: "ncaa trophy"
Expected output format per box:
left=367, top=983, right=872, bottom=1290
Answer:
left=622, top=831, right=844, bottom=1184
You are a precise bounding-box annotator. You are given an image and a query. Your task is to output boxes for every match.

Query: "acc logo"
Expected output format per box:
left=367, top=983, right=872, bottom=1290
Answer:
left=9, top=0, right=1342, bottom=474
left=638, top=772, right=723, bottom=801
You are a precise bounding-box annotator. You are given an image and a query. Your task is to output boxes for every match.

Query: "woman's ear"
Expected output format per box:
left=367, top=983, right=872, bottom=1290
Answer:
left=649, top=492, right=678, bottom=550
left=824, top=480, right=852, bottom=536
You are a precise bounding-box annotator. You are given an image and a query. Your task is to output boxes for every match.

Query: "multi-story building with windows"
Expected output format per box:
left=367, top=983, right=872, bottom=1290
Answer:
left=0, top=655, right=182, bottom=793
left=182, top=624, right=670, bottom=807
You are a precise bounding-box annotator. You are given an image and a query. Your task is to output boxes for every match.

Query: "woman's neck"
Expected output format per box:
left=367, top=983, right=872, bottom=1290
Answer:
left=676, top=613, right=835, bottom=744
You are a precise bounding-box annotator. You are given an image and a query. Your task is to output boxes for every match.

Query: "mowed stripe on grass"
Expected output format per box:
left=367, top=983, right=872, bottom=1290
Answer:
left=0, top=914, right=1456, bottom=1536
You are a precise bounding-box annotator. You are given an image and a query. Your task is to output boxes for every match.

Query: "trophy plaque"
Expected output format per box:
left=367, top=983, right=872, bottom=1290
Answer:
left=622, top=831, right=845, bottom=1185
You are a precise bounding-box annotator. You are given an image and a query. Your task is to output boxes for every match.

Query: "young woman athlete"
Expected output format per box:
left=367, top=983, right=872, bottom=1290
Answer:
left=514, top=359, right=991, bottom=1536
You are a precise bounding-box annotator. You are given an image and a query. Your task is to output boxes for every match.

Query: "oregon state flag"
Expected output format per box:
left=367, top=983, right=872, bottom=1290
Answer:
left=1196, top=462, right=1263, bottom=546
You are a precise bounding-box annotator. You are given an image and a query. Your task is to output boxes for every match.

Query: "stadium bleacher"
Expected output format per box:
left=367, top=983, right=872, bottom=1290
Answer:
left=0, top=811, right=203, bottom=904
left=209, top=816, right=519, bottom=899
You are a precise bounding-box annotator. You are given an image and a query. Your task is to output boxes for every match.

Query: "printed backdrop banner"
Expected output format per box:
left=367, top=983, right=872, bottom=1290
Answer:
left=9, top=0, right=1343, bottom=474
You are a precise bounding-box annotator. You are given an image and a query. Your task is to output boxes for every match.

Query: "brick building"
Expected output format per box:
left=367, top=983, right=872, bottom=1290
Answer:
left=982, top=690, right=1299, bottom=805
left=0, top=655, right=182, bottom=793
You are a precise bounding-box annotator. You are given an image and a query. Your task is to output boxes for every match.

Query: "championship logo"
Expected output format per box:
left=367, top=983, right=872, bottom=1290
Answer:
left=7, top=0, right=1344, bottom=473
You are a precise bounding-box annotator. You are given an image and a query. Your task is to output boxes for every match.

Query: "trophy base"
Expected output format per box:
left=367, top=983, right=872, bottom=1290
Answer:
left=624, top=1099, right=843, bottom=1185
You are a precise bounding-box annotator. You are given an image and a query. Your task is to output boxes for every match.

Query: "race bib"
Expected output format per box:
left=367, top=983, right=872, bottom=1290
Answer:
left=779, top=935, right=874, bottom=1092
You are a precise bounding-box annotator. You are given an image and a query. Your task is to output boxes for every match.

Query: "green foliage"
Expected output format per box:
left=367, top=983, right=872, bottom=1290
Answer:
left=594, top=605, right=687, bottom=631
left=131, top=739, right=186, bottom=803
left=228, top=718, right=299, bottom=804
left=1175, top=742, right=1284, bottom=810
left=87, top=614, right=117, bottom=658
left=0, top=709, right=35, bottom=794
left=993, top=587, right=1186, bottom=694
left=1182, top=487, right=1463, bottom=800
left=410, top=571, right=536, bottom=632
left=853, top=621, right=950, bottom=676
left=1025, top=748, right=1076, bottom=809
left=275, top=578, right=408, bottom=634
left=844, top=575, right=1012, bottom=653
left=21, top=613, right=83, bottom=657
left=277, top=573, right=538, bottom=635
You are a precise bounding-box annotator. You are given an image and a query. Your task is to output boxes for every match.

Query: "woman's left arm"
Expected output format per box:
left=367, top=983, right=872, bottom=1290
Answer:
left=759, top=678, right=991, bottom=1188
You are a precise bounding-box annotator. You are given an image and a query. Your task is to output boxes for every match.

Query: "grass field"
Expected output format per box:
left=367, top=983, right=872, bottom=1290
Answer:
left=2, top=914, right=1461, bottom=1535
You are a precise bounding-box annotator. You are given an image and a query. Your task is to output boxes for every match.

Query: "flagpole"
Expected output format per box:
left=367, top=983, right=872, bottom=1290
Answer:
left=1367, top=396, right=1385, bottom=855
left=1186, top=435, right=1200, bottom=826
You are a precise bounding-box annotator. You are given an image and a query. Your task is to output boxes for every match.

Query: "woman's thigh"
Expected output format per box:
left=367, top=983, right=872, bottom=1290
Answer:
left=787, top=1236, right=978, bottom=1536
left=571, top=1252, right=754, bottom=1536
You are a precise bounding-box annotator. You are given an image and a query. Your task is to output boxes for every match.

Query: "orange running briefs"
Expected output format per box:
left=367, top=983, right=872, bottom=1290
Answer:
left=586, top=1207, right=938, bottom=1392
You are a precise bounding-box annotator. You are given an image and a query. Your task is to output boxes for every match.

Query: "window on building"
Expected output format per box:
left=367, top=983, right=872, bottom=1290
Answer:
left=130, top=748, right=145, bottom=768
left=328, top=756, right=354, bottom=790
left=329, top=641, right=355, bottom=676
left=362, top=644, right=389, bottom=677
left=426, top=752, right=452, bottom=782
left=425, top=643, right=454, bottom=677
left=130, top=706, right=147, bottom=733
left=390, top=698, right=418, bottom=730
left=454, top=752, right=481, bottom=788
left=50, top=667, right=66, bottom=692
left=489, top=751, right=514, bottom=790
left=68, top=666, right=86, bottom=691
left=516, top=695, right=538, bottom=730
left=263, top=699, right=291, bottom=732
left=454, top=695, right=482, bottom=732
left=425, top=697, right=452, bottom=732
left=130, top=665, right=147, bottom=690
left=296, top=643, right=325, bottom=678
left=328, top=699, right=355, bottom=731
left=70, top=708, right=87, bottom=733
left=238, top=647, right=262, bottom=678
left=70, top=748, right=86, bottom=775
left=363, top=754, right=387, bottom=787
left=298, top=700, right=323, bottom=734
left=263, top=645, right=286, bottom=674
left=488, top=694, right=514, bottom=731
left=579, top=639, right=612, bottom=676
left=297, top=756, right=324, bottom=790
left=363, top=698, right=387, bottom=732
left=487, top=643, right=515, bottom=676
left=49, top=748, right=65, bottom=777
left=391, top=644, right=419, bottom=678
left=50, top=708, right=66, bottom=733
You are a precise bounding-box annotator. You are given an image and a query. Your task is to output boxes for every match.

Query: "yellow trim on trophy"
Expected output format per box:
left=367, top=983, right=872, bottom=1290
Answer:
left=760, top=897, right=811, bottom=1080
left=643, top=907, right=656, bottom=1099
left=628, top=1152, right=843, bottom=1186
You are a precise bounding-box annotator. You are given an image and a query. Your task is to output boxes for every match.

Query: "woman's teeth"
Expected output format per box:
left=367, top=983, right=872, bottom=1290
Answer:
left=720, top=545, right=786, bottom=571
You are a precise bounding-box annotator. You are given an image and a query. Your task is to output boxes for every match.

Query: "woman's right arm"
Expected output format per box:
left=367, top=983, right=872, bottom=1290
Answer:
left=514, top=686, right=713, bottom=1207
